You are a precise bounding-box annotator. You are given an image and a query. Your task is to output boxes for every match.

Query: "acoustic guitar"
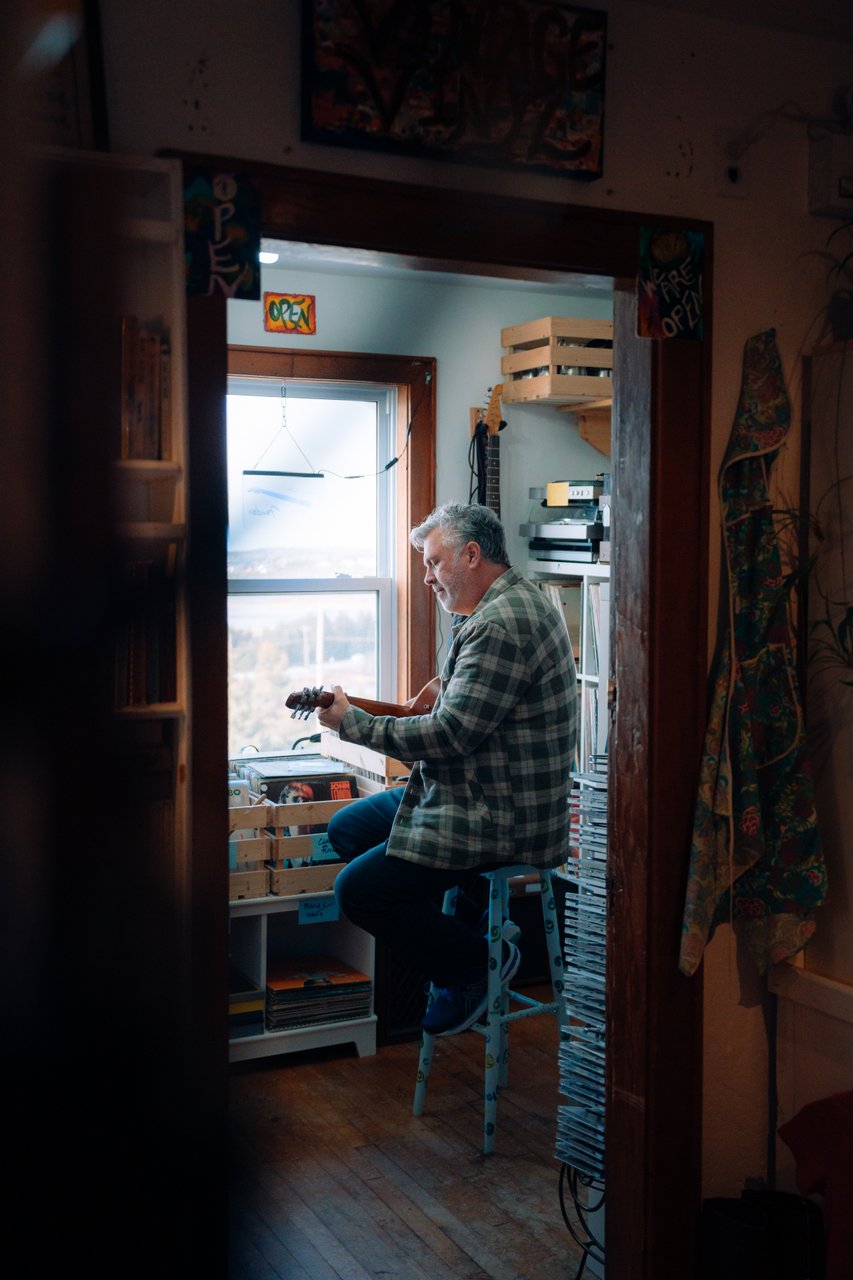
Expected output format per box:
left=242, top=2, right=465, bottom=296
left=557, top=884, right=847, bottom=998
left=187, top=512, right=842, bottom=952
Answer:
left=285, top=676, right=440, bottom=720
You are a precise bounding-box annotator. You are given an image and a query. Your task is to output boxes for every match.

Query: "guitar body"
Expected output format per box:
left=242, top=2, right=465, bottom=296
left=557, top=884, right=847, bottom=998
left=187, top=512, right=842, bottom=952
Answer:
left=286, top=676, right=440, bottom=720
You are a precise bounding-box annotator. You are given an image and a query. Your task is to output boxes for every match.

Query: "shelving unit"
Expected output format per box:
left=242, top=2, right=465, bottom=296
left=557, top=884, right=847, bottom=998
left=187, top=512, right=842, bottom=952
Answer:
left=226, top=746, right=406, bottom=1063
left=500, top=316, right=613, bottom=406
left=229, top=893, right=377, bottom=1062
left=530, top=561, right=611, bottom=771
left=92, top=151, right=192, bottom=976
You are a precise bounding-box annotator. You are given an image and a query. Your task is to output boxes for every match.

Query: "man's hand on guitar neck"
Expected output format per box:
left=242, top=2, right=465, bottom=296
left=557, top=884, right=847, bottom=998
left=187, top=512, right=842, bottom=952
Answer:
left=316, top=685, right=352, bottom=732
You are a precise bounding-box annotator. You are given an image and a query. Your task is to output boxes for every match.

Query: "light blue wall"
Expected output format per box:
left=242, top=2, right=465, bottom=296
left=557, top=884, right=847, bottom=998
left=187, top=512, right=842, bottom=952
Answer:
left=228, top=264, right=612, bottom=572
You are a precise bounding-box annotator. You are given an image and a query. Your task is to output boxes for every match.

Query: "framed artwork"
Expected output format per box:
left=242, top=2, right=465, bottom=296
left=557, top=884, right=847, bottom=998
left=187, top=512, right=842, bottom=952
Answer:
left=301, top=0, right=607, bottom=180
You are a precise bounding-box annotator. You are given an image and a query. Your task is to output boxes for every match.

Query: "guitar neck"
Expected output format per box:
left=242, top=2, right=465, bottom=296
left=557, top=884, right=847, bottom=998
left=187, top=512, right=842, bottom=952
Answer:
left=485, top=433, right=500, bottom=517
left=288, top=677, right=439, bottom=719
left=347, top=694, right=420, bottom=718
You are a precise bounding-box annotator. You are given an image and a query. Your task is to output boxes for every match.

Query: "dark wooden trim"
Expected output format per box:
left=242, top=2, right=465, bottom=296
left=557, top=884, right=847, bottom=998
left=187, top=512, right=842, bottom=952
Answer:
left=165, top=150, right=704, bottom=286
left=168, top=152, right=713, bottom=1278
left=607, top=295, right=709, bottom=1277
left=186, top=295, right=231, bottom=1277
left=227, top=345, right=436, bottom=700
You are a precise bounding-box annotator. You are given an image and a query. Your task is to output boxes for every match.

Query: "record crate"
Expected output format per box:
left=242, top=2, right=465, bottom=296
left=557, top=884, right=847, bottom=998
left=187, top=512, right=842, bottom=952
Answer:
left=500, top=316, right=613, bottom=405
left=264, top=787, right=359, bottom=896
left=320, top=730, right=411, bottom=793
left=228, top=795, right=275, bottom=900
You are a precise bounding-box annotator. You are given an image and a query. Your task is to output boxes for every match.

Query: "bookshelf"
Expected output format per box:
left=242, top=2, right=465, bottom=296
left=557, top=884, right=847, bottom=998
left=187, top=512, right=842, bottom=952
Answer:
left=225, top=747, right=407, bottom=1063
left=30, top=145, right=228, bottom=1269
left=531, top=562, right=611, bottom=771
left=228, top=893, right=377, bottom=1062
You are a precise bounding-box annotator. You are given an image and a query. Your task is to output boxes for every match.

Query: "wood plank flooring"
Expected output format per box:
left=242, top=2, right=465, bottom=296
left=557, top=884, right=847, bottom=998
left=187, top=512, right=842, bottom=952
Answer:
left=228, top=986, right=586, bottom=1279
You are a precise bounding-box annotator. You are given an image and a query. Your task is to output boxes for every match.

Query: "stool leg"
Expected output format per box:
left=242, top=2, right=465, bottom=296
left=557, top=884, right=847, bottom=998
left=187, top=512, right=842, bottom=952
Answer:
left=539, top=871, right=568, bottom=1032
left=413, top=886, right=458, bottom=1118
left=497, top=877, right=511, bottom=1088
left=482, top=876, right=507, bottom=1153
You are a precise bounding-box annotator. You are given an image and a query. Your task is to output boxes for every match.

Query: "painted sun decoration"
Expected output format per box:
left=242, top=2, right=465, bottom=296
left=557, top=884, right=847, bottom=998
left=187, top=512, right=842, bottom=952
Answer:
left=263, top=292, right=317, bottom=334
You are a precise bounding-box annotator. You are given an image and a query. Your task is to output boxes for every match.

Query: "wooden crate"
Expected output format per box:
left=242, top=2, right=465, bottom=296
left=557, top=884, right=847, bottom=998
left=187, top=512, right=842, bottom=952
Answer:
left=229, top=868, right=270, bottom=900
left=500, top=316, right=613, bottom=405
left=268, top=861, right=344, bottom=896
left=320, top=731, right=410, bottom=792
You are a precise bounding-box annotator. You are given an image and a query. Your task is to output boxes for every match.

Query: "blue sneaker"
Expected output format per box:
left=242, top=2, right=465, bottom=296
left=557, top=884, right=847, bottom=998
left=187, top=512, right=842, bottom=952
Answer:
left=422, top=941, right=521, bottom=1037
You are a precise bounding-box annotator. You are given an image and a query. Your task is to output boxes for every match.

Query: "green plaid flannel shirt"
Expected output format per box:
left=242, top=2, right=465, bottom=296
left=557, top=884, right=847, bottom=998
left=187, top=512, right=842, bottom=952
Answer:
left=338, top=567, right=578, bottom=871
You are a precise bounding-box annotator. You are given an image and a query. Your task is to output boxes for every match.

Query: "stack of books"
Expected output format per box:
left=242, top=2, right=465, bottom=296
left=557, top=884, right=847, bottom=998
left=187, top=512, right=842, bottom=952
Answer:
left=119, top=315, right=172, bottom=460
left=229, top=964, right=264, bottom=1039
left=265, top=954, right=371, bottom=1032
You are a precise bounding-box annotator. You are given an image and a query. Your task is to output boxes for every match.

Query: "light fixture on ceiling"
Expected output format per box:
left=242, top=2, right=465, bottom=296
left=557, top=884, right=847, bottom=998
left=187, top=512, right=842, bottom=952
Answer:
left=259, top=250, right=280, bottom=265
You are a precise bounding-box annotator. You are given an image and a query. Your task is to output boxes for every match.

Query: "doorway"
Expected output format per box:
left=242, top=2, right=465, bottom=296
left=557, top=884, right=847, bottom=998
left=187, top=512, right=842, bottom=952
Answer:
left=183, top=156, right=711, bottom=1279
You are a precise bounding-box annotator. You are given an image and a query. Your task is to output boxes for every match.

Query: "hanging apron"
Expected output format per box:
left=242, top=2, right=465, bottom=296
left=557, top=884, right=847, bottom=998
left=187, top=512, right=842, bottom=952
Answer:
left=679, top=329, right=828, bottom=976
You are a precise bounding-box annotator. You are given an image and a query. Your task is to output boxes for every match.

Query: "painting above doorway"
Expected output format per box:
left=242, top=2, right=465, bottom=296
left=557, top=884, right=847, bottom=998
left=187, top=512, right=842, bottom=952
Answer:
left=301, top=0, right=607, bottom=180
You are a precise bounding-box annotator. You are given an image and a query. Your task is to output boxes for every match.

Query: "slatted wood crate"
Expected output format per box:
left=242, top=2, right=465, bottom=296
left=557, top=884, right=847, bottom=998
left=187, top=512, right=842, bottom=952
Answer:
left=500, top=316, right=613, bottom=405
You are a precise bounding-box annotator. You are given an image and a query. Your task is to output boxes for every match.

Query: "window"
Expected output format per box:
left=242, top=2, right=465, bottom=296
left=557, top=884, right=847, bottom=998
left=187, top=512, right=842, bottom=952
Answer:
left=227, top=377, right=397, bottom=756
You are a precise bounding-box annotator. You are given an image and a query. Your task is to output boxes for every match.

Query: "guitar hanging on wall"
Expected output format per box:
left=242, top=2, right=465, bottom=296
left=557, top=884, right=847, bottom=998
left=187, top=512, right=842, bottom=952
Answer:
left=470, top=383, right=506, bottom=517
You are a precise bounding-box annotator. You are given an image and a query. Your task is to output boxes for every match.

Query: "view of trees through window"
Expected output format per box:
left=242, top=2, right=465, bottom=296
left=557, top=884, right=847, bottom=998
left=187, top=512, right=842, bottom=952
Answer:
left=226, top=379, right=395, bottom=758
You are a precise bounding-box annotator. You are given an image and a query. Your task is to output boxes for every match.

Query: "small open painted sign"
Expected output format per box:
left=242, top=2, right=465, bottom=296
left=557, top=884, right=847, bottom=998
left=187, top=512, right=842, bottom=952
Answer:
left=264, top=292, right=317, bottom=334
left=637, top=228, right=704, bottom=340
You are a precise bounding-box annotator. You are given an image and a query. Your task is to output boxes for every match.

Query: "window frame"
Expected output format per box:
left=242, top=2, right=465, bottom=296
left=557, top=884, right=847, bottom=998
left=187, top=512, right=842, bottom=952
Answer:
left=227, top=345, right=437, bottom=703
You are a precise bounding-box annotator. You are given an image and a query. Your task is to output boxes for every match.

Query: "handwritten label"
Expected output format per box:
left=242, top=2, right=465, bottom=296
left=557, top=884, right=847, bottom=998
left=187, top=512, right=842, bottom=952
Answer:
left=637, top=228, right=704, bottom=340
left=298, top=896, right=340, bottom=925
left=264, top=292, right=317, bottom=334
left=184, top=168, right=261, bottom=299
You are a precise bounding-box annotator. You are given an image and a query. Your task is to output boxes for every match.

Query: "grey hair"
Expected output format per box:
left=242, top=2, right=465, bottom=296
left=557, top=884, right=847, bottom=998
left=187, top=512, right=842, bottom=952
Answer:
left=410, top=502, right=509, bottom=565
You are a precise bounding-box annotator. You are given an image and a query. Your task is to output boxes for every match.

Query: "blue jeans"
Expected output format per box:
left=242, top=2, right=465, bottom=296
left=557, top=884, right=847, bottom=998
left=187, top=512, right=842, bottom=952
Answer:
left=327, top=787, right=492, bottom=986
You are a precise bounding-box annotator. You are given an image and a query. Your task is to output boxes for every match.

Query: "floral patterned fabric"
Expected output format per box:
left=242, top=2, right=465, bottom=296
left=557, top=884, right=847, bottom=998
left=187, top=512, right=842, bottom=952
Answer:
left=679, top=329, right=828, bottom=976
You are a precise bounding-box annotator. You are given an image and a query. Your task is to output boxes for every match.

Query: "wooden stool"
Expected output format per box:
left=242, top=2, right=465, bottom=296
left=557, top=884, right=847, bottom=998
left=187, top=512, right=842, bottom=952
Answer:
left=412, top=864, right=566, bottom=1154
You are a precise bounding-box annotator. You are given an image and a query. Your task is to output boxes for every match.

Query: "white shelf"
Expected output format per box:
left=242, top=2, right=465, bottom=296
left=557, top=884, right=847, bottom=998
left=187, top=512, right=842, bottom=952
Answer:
left=532, top=563, right=611, bottom=771
left=229, top=861, right=377, bottom=1062
left=229, top=1014, right=378, bottom=1063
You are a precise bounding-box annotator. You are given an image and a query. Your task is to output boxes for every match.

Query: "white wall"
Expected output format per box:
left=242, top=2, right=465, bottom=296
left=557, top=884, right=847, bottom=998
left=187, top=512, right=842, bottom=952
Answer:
left=98, top=0, right=853, bottom=1197
left=228, top=266, right=611, bottom=571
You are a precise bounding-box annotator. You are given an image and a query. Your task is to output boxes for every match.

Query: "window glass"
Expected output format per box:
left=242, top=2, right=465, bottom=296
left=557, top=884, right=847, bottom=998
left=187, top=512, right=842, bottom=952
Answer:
left=228, top=590, right=379, bottom=756
left=227, top=384, right=382, bottom=579
left=226, top=378, right=395, bottom=756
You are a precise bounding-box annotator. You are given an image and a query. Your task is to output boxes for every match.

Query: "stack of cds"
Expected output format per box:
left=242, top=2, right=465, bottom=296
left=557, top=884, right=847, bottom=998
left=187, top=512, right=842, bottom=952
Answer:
left=556, top=757, right=608, bottom=1182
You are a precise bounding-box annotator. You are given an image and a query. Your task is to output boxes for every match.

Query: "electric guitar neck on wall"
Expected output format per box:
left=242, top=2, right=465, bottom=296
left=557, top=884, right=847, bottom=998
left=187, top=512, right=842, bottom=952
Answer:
left=473, top=383, right=505, bottom=517
left=285, top=676, right=440, bottom=720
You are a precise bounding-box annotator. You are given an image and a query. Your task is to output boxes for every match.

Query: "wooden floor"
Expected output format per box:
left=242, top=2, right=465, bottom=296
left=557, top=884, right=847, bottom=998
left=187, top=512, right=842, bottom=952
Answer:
left=228, top=986, right=586, bottom=1280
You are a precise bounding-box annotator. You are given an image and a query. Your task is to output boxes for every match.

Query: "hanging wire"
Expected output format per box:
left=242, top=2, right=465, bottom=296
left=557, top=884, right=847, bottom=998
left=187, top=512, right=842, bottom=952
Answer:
left=558, top=1163, right=606, bottom=1279
left=244, top=383, right=320, bottom=477
left=242, top=382, right=413, bottom=479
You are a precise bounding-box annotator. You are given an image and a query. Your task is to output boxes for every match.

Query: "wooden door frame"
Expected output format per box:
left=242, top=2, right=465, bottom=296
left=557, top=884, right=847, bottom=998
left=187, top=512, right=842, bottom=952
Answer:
left=177, top=153, right=711, bottom=1278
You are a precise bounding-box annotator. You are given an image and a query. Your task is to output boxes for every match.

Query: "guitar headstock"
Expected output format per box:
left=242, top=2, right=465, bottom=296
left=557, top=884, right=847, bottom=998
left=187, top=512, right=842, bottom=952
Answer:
left=481, top=383, right=504, bottom=436
left=285, top=686, right=333, bottom=719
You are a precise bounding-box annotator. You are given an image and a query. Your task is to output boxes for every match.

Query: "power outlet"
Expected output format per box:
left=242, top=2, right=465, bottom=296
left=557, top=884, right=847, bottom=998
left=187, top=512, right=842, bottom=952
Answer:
left=715, top=129, right=751, bottom=200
